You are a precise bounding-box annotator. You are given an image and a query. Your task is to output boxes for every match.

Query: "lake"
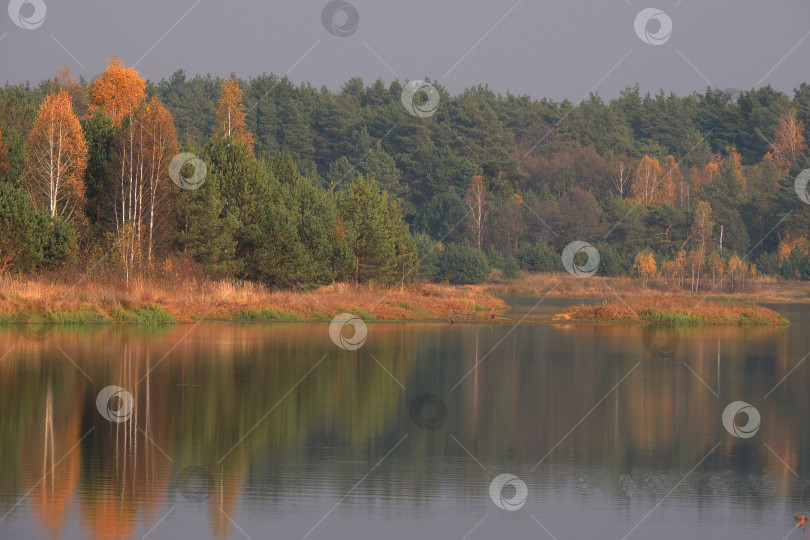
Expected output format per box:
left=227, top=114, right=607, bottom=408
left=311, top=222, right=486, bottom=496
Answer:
left=0, top=298, right=808, bottom=540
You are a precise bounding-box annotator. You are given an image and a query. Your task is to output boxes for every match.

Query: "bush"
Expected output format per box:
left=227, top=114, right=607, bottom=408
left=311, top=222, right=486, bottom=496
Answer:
left=515, top=241, right=560, bottom=272
left=501, top=255, right=521, bottom=280
left=438, top=242, right=490, bottom=284
left=0, top=184, right=44, bottom=273
left=781, top=247, right=804, bottom=279
left=486, top=248, right=506, bottom=270
left=754, top=251, right=779, bottom=276
left=413, top=232, right=441, bottom=282
left=598, top=244, right=627, bottom=276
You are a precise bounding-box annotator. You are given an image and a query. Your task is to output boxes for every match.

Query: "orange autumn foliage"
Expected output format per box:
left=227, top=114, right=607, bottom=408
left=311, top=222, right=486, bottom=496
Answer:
left=770, top=108, right=807, bottom=169
left=213, top=79, right=254, bottom=150
left=87, top=57, right=146, bottom=124
left=777, top=231, right=810, bottom=262
left=631, top=155, right=675, bottom=206
left=24, top=89, right=88, bottom=220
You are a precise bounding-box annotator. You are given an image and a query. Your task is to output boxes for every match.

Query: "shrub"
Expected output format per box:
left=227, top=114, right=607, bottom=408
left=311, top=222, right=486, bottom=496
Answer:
left=501, top=255, right=521, bottom=280
left=438, top=242, right=490, bottom=284
left=516, top=241, right=559, bottom=272
left=754, top=251, right=779, bottom=277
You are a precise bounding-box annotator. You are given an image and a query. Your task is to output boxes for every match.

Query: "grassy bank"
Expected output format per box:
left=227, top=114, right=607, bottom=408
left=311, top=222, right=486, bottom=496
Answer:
left=552, top=297, right=789, bottom=326
left=484, top=272, right=810, bottom=303
left=0, top=276, right=506, bottom=324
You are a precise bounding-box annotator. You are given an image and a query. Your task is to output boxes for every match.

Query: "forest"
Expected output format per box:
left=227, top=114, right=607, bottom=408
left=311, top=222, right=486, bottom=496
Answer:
left=2, top=57, right=810, bottom=291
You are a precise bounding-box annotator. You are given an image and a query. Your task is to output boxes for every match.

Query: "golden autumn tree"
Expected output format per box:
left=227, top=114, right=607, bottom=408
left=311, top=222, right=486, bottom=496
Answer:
left=87, top=57, right=147, bottom=124
left=53, top=66, right=89, bottom=118
left=23, top=89, right=88, bottom=220
left=212, top=79, right=254, bottom=150
left=631, top=155, right=667, bottom=205
left=770, top=108, right=806, bottom=170
left=689, top=154, right=721, bottom=197
left=114, top=96, right=179, bottom=276
left=690, top=200, right=714, bottom=250
left=632, top=250, right=657, bottom=286
left=777, top=231, right=810, bottom=262
left=663, top=155, right=688, bottom=210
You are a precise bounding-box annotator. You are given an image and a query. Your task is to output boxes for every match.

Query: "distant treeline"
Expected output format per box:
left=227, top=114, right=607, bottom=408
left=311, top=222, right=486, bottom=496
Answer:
left=1, top=58, right=810, bottom=288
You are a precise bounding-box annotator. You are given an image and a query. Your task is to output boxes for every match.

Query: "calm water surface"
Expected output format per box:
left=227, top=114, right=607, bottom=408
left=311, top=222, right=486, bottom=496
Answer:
left=0, top=299, right=808, bottom=540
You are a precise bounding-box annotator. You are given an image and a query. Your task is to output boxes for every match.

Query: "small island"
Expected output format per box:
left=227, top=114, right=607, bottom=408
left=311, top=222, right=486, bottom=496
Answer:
left=552, top=297, right=788, bottom=326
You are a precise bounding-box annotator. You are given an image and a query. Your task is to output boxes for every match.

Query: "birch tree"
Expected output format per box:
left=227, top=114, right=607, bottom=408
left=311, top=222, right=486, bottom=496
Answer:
left=23, top=89, right=87, bottom=221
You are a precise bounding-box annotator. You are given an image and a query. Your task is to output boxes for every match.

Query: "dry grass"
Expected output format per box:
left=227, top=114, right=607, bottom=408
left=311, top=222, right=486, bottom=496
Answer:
left=0, top=275, right=506, bottom=323
left=485, top=272, right=810, bottom=303
left=553, top=296, right=788, bottom=326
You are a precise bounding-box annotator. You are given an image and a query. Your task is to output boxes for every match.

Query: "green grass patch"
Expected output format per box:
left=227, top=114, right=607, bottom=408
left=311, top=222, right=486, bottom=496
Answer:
left=640, top=309, right=705, bottom=325
left=353, top=309, right=376, bottom=321
left=109, top=303, right=176, bottom=323
left=230, top=308, right=300, bottom=321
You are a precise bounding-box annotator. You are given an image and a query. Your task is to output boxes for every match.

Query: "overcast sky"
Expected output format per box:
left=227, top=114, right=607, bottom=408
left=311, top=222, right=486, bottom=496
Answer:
left=2, top=0, right=809, bottom=101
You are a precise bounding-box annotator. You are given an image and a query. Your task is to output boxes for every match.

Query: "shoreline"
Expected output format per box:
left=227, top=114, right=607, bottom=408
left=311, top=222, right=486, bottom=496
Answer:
left=0, top=274, right=799, bottom=326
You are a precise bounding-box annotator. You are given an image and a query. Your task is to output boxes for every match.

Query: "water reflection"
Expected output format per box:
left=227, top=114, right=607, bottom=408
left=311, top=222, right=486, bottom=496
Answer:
left=0, top=313, right=807, bottom=539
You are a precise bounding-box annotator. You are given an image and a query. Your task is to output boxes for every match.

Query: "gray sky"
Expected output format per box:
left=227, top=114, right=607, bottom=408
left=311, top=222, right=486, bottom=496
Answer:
left=2, top=0, right=809, bottom=100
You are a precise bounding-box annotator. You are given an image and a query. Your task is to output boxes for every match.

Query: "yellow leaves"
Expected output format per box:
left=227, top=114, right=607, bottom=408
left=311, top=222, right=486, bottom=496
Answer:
left=631, top=155, right=676, bottom=206
left=24, top=88, right=87, bottom=220
left=777, top=231, right=810, bottom=262
left=632, top=251, right=657, bottom=284
left=87, top=57, right=146, bottom=124
left=213, top=79, right=254, bottom=150
left=771, top=108, right=807, bottom=170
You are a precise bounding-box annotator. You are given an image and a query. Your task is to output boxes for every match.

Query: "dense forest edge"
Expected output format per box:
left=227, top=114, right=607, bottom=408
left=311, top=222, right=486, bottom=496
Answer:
left=2, top=58, right=810, bottom=324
